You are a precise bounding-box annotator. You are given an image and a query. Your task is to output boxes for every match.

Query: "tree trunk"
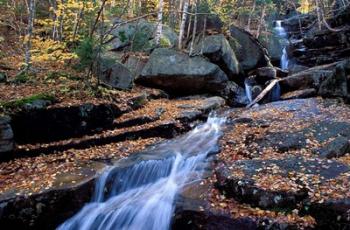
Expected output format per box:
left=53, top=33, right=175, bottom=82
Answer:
left=50, top=0, right=58, bottom=40
left=58, top=0, right=65, bottom=41
left=90, top=0, right=107, bottom=38
left=169, top=0, right=176, bottom=29
left=128, top=0, right=134, bottom=18
left=315, top=0, right=323, bottom=30
left=186, top=12, right=193, bottom=40
left=200, top=15, right=207, bottom=54
left=178, top=0, right=189, bottom=49
left=154, top=0, right=164, bottom=46
left=246, top=0, right=256, bottom=32
left=189, top=0, right=199, bottom=56
left=256, top=4, right=266, bottom=39
left=25, top=0, right=35, bottom=70
left=72, top=3, right=85, bottom=42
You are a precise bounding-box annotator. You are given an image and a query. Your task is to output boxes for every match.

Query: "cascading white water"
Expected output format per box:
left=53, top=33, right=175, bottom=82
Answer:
left=274, top=20, right=289, bottom=70
left=270, top=81, right=281, bottom=102
left=58, top=116, right=226, bottom=230
left=281, top=47, right=289, bottom=70
left=244, top=79, right=253, bottom=103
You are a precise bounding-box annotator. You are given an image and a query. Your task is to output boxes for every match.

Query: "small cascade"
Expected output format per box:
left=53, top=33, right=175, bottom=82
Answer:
left=270, top=81, right=281, bottom=102
left=58, top=116, right=226, bottom=230
left=244, top=79, right=253, bottom=103
left=274, top=20, right=289, bottom=70
left=281, top=47, right=289, bottom=70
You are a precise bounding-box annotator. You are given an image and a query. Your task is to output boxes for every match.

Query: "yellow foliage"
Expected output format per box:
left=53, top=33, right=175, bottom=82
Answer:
left=31, top=37, right=77, bottom=63
left=297, top=0, right=314, bottom=14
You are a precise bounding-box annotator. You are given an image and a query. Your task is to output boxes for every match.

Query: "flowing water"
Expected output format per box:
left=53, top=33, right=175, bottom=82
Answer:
left=244, top=78, right=253, bottom=103
left=58, top=116, right=226, bottom=230
left=274, top=20, right=289, bottom=70
left=270, top=81, right=281, bottom=102
left=281, top=47, right=289, bottom=70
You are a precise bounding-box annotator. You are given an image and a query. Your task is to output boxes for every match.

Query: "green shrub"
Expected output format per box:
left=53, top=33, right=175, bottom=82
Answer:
left=75, top=38, right=97, bottom=71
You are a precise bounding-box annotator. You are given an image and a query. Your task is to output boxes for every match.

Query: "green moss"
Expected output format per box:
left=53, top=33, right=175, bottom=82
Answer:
left=0, top=93, right=56, bottom=110
left=160, top=36, right=172, bottom=47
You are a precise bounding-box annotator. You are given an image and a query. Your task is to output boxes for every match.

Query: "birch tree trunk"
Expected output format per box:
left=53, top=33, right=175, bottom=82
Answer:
left=25, top=0, right=35, bottom=70
left=72, top=3, right=84, bottom=42
left=178, top=0, right=188, bottom=49
left=50, top=0, right=58, bottom=40
left=128, top=0, right=134, bottom=18
left=154, top=0, right=164, bottom=46
left=189, top=0, right=199, bottom=56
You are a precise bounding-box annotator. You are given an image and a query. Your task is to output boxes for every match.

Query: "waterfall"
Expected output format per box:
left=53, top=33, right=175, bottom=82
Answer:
left=281, top=48, right=289, bottom=70
left=58, top=116, right=226, bottom=230
left=270, top=81, right=281, bottom=102
left=274, top=20, right=289, bottom=70
left=244, top=78, right=253, bottom=103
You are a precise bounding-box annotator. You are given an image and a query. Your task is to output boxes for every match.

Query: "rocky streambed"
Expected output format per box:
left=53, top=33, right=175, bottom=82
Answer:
left=0, top=97, right=349, bottom=229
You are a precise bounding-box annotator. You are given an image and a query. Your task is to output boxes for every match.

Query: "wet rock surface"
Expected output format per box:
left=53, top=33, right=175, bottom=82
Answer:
left=10, top=103, right=122, bottom=144
left=0, top=162, right=106, bottom=229
left=211, top=98, right=350, bottom=229
left=0, top=98, right=350, bottom=229
left=216, top=157, right=349, bottom=209
left=281, top=88, right=316, bottom=100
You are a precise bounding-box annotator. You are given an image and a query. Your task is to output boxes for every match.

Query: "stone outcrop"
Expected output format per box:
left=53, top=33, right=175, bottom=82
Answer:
left=196, top=34, right=242, bottom=82
left=216, top=157, right=350, bottom=209
left=229, top=26, right=271, bottom=72
left=136, top=48, right=229, bottom=95
left=279, top=60, right=349, bottom=99
left=11, top=103, right=122, bottom=144
left=99, top=55, right=134, bottom=90
left=0, top=162, right=105, bottom=229
left=0, top=116, right=14, bottom=155
left=109, top=19, right=178, bottom=52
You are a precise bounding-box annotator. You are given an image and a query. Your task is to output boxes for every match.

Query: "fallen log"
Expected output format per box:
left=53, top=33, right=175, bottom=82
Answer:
left=246, top=79, right=280, bottom=108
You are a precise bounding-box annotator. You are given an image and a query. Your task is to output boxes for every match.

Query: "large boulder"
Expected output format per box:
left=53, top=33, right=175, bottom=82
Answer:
left=136, top=48, right=229, bottom=95
left=99, top=55, right=134, bottom=90
left=229, top=26, right=271, bottom=72
left=185, top=13, right=223, bottom=37
left=109, top=19, right=178, bottom=52
left=124, top=54, right=149, bottom=78
left=318, top=64, right=348, bottom=98
left=196, top=34, right=241, bottom=81
left=279, top=62, right=338, bottom=93
left=219, top=81, right=249, bottom=107
left=0, top=116, right=14, bottom=155
left=283, top=14, right=316, bottom=36
left=280, top=60, right=350, bottom=97
left=259, top=33, right=283, bottom=64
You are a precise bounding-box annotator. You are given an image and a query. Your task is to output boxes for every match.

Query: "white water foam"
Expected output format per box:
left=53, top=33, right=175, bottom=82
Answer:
left=58, top=116, right=226, bottom=230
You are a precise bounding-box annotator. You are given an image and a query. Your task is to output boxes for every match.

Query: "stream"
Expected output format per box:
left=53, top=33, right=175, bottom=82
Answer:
left=275, top=20, right=289, bottom=70
left=58, top=115, right=226, bottom=230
